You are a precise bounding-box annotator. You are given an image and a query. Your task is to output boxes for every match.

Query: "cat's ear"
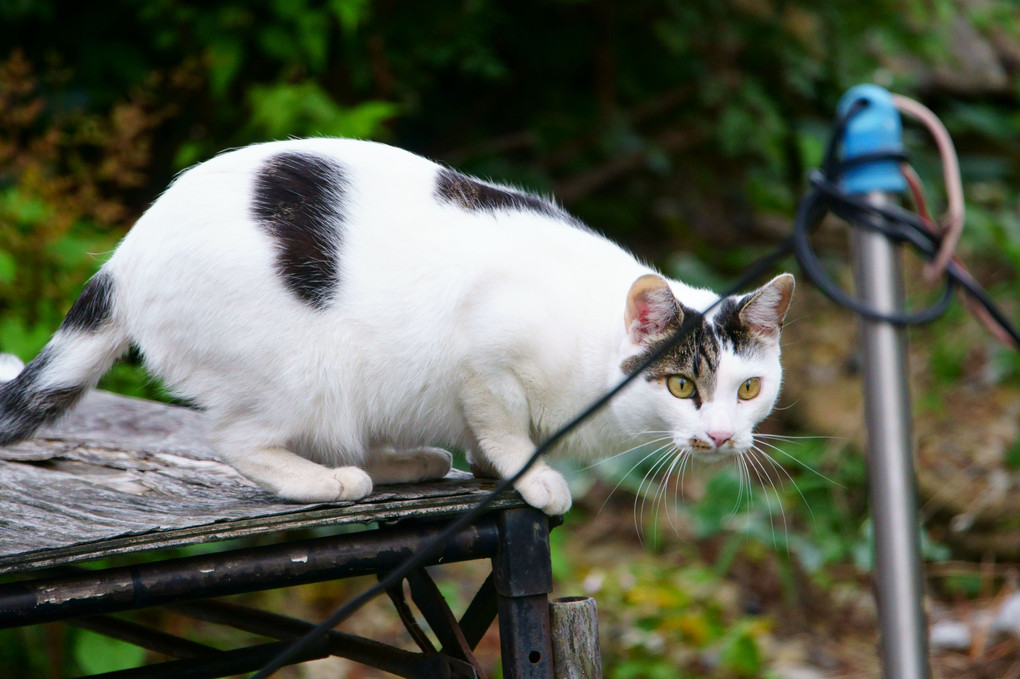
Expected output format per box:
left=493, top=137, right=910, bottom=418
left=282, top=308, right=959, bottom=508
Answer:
left=738, top=273, right=795, bottom=340
left=625, top=274, right=682, bottom=344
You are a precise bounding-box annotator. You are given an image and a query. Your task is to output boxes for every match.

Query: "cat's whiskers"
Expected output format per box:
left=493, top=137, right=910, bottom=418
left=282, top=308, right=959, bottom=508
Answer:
left=734, top=453, right=761, bottom=546
left=669, top=449, right=694, bottom=531
left=677, top=446, right=695, bottom=504
left=753, top=435, right=845, bottom=489
left=653, top=447, right=688, bottom=535
left=634, top=444, right=680, bottom=543
left=597, top=439, right=675, bottom=517
left=755, top=433, right=840, bottom=441
left=598, top=436, right=827, bottom=544
left=581, top=435, right=673, bottom=471
left=751, top=444, right=816, bottom=526
left=727, top=452, right=750, bottom=525
left=744, top=447, right=790, bottom=549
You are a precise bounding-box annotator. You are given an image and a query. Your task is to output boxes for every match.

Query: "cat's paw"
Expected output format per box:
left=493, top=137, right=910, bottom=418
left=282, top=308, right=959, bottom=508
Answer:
left=514, top=464, right=572, bottom=516
left=405, top=447, right=453, bottom=481
left=366, top=447, right=453, bottom=484
left=275, top=466, right=373, bottom=503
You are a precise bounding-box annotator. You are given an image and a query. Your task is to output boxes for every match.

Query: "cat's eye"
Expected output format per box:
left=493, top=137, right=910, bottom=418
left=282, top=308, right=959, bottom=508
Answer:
left=738, top=377, right=761, bottom=400
left=666, top=375, right=695, bottom=399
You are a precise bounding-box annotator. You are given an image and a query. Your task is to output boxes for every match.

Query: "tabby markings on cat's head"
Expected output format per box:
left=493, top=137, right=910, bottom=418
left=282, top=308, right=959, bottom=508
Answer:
left=251, top=151, right=350, bottom=310
left=620, top=273, right=792, bottom=409
left=620, top=304, right=722, bottom=409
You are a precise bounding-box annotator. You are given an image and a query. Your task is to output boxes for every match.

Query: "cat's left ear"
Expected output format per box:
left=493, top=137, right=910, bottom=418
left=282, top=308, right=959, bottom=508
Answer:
left=738, top=273, right=795, bottom=340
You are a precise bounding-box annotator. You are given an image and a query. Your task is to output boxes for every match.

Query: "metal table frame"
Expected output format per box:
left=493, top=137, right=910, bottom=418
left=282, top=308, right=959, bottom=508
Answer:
left=0, top=506, right=557, bottom=679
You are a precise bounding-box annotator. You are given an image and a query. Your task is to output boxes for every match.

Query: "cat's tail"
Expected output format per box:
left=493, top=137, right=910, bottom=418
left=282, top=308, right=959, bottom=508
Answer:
left=0, top=269, right=128, bottom=445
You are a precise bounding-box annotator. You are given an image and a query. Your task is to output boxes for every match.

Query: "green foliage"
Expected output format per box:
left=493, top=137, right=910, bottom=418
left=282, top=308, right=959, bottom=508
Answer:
left=247, top=83, right=398, bottom=140
left=73, top=630, right=147, bottom=675
left=1006, top=436, right=1020, bottom=472
left=575, top=556, right=770, bottom=678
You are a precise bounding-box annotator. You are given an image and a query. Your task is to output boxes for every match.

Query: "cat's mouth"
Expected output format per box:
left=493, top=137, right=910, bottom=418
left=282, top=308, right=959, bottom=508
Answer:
left=688, top=437, right=740, bottom=459
left=694, top=450, right=734, bottom=463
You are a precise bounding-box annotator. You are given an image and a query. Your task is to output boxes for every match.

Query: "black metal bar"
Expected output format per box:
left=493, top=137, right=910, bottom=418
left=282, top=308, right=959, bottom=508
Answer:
left=385, top=577, right=438, bottom=654
left=406, top=567, right=486, bottom=675
left=0, top=516, right=500, bottom=629
left=170, top=599, right=460, bottom=679
left=496, top=596, right=555, bottom=679
left=493, top=508, right=554, bottom=679
left=67, top=615, right=216, bottom=659
left=72, top=639, right=330, bottom=679
left=459, top=572, right=498, bottom=650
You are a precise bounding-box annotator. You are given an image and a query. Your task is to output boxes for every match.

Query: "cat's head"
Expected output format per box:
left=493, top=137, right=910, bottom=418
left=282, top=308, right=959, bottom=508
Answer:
left=610, top=272, right=795, bottom=457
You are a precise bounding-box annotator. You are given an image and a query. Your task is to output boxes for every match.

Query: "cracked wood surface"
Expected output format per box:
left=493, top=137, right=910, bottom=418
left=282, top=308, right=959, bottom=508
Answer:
left=0, top=391, right=521, bottom=574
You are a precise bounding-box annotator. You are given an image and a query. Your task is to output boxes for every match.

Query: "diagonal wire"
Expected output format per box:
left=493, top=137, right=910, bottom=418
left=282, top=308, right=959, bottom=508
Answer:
left=250, top=241, right=794, bottom=677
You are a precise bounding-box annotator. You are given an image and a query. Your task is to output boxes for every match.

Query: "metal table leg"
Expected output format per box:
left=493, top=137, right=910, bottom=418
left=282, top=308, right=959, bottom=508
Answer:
left=493, top=508, right=554, bottom=679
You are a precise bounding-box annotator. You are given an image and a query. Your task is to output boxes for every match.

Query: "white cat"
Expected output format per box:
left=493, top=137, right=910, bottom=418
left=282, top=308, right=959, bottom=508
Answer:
left=0, top=138, right=793, bottom=515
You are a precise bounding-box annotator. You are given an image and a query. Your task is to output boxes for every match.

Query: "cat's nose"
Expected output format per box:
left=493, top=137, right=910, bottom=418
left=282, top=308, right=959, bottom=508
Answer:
left=707, top=431, right=733, bottom=448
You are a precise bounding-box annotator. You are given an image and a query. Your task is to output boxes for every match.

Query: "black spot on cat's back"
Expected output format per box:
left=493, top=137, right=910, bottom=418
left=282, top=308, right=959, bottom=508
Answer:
left=434, top=168, right=580, bottom=226
left=252, top=151, right=349, bottom=309
left=60, top=270, right=115, bottom=332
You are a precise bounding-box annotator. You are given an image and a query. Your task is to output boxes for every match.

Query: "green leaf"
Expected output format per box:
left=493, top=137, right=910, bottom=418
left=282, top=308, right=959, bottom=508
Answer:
left=1007, top=436, right=1020, bottom=471
left=206, top=38, right=244, bottom=97
left=0, top=250, right=15, bottom=284
left=720, top=622, right=764, bottom=676
left=0, top=187, right=53, bottom=227
left=247, top=82, right=398, bottom=140
left=73, top=630, right=146, bottom=675
left=0, top=316, right=53, bottom=358
left=330, top=0, right=371, bottom=36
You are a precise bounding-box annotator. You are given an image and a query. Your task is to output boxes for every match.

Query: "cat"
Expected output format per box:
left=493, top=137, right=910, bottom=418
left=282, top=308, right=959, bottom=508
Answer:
left=0, top=138, right=794, bottom=515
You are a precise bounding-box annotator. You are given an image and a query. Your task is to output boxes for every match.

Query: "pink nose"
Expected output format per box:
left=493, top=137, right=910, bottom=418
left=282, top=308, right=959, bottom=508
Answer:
left=707, top=431, right=733, bottom=448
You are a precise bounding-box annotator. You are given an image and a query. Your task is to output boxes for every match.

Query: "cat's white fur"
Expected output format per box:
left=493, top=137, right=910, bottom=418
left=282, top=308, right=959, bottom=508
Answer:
left=0, top=138, right=793, bottom=515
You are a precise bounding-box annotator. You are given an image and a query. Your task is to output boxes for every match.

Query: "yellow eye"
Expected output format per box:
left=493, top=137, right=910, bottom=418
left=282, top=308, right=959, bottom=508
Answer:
left=666, top=375, right=696, bottom=399
left=738, top=377, right=761, bottom=400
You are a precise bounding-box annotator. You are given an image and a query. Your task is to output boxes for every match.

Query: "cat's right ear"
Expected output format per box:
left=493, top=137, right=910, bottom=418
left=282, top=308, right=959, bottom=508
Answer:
left=625, top=274, right=682, bottom=344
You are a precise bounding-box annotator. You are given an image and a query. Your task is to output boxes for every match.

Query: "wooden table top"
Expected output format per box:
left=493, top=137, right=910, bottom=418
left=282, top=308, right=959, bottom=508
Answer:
left=0, top=391, right=521, bottom=575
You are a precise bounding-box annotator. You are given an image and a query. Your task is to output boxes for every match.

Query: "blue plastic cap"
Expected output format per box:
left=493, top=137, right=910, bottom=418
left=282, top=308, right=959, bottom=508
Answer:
left=836, top=84, right=906, bottom=194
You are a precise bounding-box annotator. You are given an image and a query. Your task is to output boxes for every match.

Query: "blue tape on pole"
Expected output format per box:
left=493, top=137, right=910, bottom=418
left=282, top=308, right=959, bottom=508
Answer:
left=837, top=84, right=907, bottom=195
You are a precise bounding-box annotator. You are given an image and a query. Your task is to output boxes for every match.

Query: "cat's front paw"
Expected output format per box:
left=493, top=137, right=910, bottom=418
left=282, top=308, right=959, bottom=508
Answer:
left=514, top=464, right=572, bottom=516
left=276, top=466, right=373, bottom=503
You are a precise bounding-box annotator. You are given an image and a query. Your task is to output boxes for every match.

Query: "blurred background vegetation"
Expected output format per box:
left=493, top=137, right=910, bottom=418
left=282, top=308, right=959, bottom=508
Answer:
left=1, top=0, right=1019, bottom=677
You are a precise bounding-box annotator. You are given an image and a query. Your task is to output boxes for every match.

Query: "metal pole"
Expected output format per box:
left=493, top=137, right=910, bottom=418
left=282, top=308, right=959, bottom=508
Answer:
left=837, top=84, right=930, bottom=679
left=850, top=192, right=930, bottom=679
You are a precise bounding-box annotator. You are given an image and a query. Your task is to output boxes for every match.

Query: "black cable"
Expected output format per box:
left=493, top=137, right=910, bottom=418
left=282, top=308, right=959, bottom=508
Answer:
left=250, top=242, right=793, bottom=678
left=792, top=172, right=956, bottom=326
left=793, top=166, right=1020, bottom=347
left=797, top=97, right=1020, bottom=347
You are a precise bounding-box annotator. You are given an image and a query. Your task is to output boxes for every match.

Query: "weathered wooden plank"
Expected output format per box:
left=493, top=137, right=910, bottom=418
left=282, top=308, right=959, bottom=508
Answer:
left=0, top=390, right=523, bottom=574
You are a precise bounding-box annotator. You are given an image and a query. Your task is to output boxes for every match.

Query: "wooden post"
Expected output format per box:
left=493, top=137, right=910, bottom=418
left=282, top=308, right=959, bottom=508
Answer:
left=549, top=596, right=601, bottom=679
